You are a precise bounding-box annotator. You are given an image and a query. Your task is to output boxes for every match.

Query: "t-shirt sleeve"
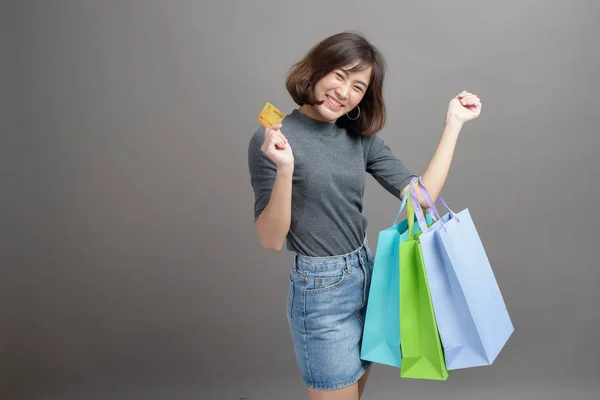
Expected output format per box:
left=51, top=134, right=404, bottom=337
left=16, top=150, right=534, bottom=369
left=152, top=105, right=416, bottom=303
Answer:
left=248, top=127, right=277, bottom=221
left=365, top=134, right=417, bottom=198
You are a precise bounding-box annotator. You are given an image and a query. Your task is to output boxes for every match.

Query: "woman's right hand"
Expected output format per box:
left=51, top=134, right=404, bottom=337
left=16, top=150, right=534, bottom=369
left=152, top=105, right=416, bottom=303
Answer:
left=261, top=124, right=294, bottom=169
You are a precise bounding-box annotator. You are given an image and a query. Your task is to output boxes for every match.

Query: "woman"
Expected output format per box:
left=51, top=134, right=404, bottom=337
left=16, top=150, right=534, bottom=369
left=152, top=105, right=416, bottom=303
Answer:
left=247, top=32, right=481, bottom=399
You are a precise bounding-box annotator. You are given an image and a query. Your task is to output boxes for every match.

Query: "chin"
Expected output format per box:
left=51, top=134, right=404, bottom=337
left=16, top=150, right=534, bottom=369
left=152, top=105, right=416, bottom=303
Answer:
left=317, top=104, right=343, bottom=122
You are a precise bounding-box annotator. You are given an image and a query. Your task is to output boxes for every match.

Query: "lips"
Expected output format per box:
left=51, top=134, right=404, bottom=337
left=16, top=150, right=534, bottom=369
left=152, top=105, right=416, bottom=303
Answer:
left=326, top=94, right=344, bottom=110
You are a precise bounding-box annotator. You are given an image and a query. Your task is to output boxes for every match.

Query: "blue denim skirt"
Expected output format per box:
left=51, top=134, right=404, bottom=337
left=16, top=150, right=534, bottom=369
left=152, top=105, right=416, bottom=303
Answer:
left=286, top=237, right=374, bottom=390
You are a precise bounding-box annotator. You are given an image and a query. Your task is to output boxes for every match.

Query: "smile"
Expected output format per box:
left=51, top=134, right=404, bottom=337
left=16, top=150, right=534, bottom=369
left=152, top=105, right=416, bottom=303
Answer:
left=326, top=94, right=344, bottom=109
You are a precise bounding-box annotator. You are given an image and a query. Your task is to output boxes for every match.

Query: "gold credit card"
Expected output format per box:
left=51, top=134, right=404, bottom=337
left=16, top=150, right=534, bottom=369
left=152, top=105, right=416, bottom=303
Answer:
left=257, top=102, right=285, bottom=128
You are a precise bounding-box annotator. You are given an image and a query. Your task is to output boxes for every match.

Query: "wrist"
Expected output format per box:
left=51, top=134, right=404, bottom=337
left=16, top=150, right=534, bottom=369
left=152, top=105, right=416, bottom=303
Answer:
left=445, top=113, right=464, bottom=127
left=277, top=164, right=294, bottom=176
left=444, top=114, right=464, bottom=134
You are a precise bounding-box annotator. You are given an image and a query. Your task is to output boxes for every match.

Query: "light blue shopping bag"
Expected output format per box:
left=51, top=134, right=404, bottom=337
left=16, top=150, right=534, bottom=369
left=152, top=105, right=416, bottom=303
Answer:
left=408, top=177, right=514, bottom=370
left=360, top=190, right=432, bottom=368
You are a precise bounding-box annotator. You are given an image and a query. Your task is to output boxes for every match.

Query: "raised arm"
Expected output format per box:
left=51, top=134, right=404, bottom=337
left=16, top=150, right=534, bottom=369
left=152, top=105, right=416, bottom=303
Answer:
left=402, top=90, right=482, bottom=207
left=248, top=124, right=295, bottom=252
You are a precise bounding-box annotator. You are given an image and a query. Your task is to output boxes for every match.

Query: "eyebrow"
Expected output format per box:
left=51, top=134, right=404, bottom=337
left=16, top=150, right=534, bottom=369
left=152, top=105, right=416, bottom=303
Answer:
left=339, top=68, right=368, bottom=88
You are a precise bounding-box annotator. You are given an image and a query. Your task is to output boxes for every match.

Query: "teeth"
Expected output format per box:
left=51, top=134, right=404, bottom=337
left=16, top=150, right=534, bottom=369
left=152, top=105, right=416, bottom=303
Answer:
left=327, top=95, right=342, bottom=107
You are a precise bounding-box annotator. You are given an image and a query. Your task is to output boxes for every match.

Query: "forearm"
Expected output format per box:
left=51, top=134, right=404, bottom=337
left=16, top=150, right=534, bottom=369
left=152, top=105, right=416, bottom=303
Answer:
left=254, top=166, right=294, bottom=251
left=409, top=116, right=463, bottom=207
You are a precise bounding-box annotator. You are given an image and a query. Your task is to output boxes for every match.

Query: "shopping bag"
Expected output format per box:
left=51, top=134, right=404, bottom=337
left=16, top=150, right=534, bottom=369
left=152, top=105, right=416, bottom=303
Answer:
left=409, top=177, right=514, bottom=370
left=399, top=180, right=449, bottom=380
left=360, top=191, right=432, bottom=367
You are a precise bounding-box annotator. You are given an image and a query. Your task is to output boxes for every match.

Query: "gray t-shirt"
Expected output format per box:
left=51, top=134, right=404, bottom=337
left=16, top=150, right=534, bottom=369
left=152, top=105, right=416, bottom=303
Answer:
left=248, top=109, right=416, bottom=257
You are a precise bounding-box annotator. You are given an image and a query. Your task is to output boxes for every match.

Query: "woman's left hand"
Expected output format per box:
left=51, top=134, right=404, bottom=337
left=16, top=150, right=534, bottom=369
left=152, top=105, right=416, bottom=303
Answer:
left=447, top=90, right=482, bottom=124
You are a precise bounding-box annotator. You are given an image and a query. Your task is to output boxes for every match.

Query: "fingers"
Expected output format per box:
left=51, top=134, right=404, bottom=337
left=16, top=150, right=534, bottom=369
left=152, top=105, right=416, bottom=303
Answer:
left=264, top=124, right=285, bottom=142
left=272, top=134, right=287, bottom=150
left=458, top=91, right=481, bottom=106
left=262, top=126, right=288, bottom=152
left=266, top=131, right=288, bottom=150
left=264, top=123, right=282, bottom=133
left=264, top=123, right=283, bottom=138
left=266, top=125, right=287, bottom=142
left=463, top=96, right=480, bottom=105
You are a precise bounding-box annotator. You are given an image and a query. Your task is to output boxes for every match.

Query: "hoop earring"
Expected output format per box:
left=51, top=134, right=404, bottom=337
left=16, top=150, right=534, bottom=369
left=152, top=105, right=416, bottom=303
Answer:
left=346, top=105, right=360, bottom=121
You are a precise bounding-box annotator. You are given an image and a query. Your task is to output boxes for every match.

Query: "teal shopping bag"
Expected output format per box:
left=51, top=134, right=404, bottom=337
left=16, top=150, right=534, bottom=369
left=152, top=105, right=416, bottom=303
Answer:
left=360, top=191, right=432, bottom=367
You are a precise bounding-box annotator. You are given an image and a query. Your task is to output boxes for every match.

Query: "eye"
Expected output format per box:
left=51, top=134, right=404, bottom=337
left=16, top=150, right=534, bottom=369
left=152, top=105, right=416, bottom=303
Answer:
left=354, top=86, right=364, bottom=93
left=334, top=72, right=344, bottom=80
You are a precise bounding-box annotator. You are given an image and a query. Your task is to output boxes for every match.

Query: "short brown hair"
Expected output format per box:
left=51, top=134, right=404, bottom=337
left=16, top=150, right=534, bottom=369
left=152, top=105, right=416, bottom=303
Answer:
left=285, top=32, right=387, bottom=136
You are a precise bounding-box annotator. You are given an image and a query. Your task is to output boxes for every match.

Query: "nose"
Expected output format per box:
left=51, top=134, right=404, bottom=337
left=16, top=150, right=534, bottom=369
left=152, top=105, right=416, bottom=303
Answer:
left=335, top=83, right=350, bottom=100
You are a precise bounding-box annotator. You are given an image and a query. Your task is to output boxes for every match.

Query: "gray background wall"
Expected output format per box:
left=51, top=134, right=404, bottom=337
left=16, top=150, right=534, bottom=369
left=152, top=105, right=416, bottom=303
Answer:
left=3, top=1, right=599, bottom=399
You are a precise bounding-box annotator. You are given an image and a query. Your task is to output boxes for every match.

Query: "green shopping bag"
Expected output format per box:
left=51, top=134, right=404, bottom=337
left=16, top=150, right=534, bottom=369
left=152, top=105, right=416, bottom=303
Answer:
left=399, top=185, right=450, bottom=381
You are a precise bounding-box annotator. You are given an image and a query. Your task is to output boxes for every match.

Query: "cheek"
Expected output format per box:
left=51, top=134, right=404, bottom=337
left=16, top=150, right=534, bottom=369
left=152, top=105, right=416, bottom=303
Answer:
left=316, top=77, right=336, bottom=93
left=349, top=92, right=365, bottom=107
left=313, top=83, right=327, bottom=99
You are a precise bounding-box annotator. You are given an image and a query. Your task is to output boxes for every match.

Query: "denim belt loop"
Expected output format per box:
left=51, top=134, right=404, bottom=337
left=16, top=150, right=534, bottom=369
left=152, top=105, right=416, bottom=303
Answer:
left=344, top=254, right=352, bottom=273
left=358, top=249, right=365, bottom=268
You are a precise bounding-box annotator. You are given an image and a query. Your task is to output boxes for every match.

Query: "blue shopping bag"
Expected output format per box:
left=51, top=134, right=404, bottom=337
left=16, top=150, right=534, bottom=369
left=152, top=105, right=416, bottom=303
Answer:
left=408, top=177, right=514, bottom=370
left=360, top=191, right=432, bottom=368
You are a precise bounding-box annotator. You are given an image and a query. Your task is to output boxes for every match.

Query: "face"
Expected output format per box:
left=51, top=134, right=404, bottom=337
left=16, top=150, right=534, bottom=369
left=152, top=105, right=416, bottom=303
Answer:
left=305, top=62, right=372, bottom=123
